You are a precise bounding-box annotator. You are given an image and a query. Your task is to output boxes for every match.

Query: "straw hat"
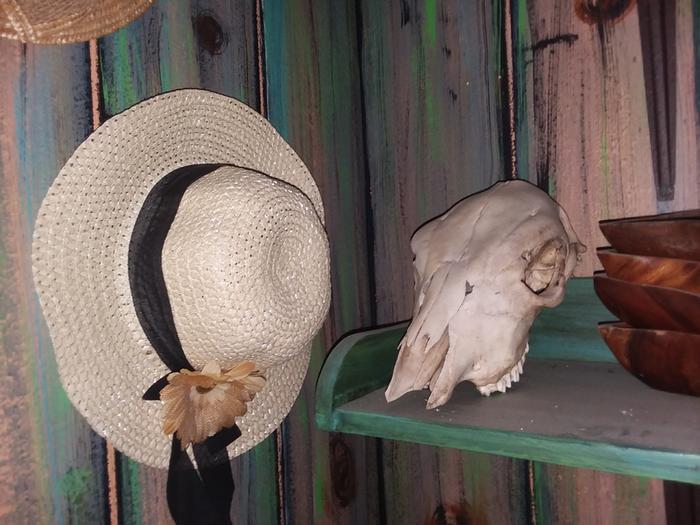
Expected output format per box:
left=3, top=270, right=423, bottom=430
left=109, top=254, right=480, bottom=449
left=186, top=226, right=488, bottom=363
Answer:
left=32, top=89, right=331, bottom=469
left=1, top=0, right=152, bottom=44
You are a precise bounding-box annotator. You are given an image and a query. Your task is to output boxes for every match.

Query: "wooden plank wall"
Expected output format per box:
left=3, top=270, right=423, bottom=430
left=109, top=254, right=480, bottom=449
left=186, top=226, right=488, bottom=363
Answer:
left=513, top=0, right=700, bottom=523
left=0, top=0, right=698, bottom=524
left=358, top=1, right=531, bottom=524
left=0, top=42, right=109, bottom=524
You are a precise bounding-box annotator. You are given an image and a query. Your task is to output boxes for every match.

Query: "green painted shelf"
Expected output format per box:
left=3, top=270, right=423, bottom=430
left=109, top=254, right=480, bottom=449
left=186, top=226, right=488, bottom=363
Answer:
left=316, top=279, right=700, bottom=485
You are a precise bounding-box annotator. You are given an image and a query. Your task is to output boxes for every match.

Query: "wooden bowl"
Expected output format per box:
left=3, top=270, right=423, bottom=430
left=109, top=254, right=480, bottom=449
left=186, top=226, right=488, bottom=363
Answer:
left=597, top=248, right=700, bottom=294
left=594, top=274, right=700, bottom=334
left=599, top=209, right=700, bottom=260
left=598, top=322, right=700, bottom=396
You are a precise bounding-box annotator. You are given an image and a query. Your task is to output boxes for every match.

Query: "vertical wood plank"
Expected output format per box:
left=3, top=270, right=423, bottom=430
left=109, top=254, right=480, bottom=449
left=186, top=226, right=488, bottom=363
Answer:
left=98, top=1, right=273, bottom=523
left=667, top=0, right=700, bottom=214
left=263, top=0, right=380, bottom=523
left=0, top=40, right=109, bottom=524
left=359, top=1, right=530, bottom=523
left=664, top=480, right=700, bottom=525
left=533, top=465, right=666, bottom=525
left=361, top=0, right=508, bottom=322
left=513, top=0, right=700, bottom=522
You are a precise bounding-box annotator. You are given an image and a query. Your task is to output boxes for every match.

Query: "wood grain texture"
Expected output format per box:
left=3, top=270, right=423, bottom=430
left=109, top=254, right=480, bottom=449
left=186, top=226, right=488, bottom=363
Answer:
left=514, top=0, right=699, bottom=276
left=263, top=0, right=379, bottom=522
left=98, top=1, right=273, bottom=523
left=0, top=40, right=109, bottom=524
left=513, top=0, right=700, bottom=522
left=532, top=465, right=667, bottom=525
left=361, top=0, right=508, bottom=323
left=358, top=1, right=529, bottom=524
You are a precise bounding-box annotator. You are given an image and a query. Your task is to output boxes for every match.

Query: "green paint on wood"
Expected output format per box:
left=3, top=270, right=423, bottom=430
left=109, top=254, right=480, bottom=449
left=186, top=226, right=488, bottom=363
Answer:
left=316, top=277, right=614, bottom=427
left=513, top=0, right=531, bottom=181
left=59, top=468, right=93, bottom=505
left=532, top=462, right=554, bottom=524
left=248, top=438, right=280, bottom=524
left=264, top=1, right=377, bottom=521
left=316, top=277, right=700, bottom=485
left=423, top=0, right=438, bottom=49
left=99, top=30, right=143, bottom=115
left=157, top=2, right=199, bottom=91
left=694, top=0, right=700, bottom=119
left=262, top=0, right=290, bottom=140
left=118, top=456, right=143, bottom=525
left=331, top=401, right=700, bottom=486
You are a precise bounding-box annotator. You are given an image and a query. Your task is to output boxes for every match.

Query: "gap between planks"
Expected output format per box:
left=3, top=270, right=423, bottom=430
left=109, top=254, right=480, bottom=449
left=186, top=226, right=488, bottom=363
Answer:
left=89, top=38, right=119, bottom=525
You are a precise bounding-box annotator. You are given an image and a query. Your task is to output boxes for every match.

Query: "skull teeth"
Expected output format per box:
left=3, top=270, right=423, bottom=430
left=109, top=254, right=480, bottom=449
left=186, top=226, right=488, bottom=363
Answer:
left=476, top=343, right=529, bottom=397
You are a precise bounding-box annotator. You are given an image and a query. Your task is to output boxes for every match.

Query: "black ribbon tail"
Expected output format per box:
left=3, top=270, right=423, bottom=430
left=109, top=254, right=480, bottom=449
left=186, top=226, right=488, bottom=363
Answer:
left=131, top=163, right=242, bottom=523
left=145, top=375, right=242, bottom=524
left=142, top=374, right=171, bottom=400
left=166, top=429, right=240, bottom=525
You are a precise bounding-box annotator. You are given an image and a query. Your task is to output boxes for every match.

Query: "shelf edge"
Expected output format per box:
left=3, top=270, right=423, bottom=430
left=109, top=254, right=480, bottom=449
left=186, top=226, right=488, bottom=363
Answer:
left=333, top=407, right=700, bottom=485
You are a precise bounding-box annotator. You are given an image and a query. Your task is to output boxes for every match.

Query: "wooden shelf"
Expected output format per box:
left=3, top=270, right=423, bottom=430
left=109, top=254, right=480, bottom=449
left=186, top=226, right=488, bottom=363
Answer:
left=316, top=279, right=700, bottom=484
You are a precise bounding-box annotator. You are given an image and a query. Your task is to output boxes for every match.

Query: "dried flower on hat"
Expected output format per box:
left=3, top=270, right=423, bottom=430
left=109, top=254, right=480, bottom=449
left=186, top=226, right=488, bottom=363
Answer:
left=161, top=361, right=266, bottom=449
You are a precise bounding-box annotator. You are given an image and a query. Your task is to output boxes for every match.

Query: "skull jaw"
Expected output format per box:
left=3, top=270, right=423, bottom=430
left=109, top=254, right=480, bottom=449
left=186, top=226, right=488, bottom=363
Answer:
left=386, top=311, right=535, bottom=409
left=424, top=322, right=532, bottom=409
left=474, top=342, right=528, bottom=396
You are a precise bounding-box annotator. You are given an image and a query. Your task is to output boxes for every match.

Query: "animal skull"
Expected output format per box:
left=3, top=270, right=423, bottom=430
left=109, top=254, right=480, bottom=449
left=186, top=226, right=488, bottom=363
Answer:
left=385, top=180, right=585, bottom=409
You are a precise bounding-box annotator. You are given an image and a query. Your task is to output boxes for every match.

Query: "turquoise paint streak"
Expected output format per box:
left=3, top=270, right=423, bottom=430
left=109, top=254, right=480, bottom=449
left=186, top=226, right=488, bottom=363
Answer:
left=120, top=458, right=143, bottom=525
left=263, top=0, right=290, bottom=140
left=513, top=0, right=531, bottom=182
left=319, top=4, right=365, bottom=333
left=694, top=0, right=700, bottom=121
left=100, top=28, right=146, bottom=114
left=15, top=60, right=64, bottom=525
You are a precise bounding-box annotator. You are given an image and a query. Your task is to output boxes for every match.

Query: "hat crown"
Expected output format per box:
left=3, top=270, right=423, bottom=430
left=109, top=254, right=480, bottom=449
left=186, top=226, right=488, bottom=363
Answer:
left=162, top=166, right=330, bottom=370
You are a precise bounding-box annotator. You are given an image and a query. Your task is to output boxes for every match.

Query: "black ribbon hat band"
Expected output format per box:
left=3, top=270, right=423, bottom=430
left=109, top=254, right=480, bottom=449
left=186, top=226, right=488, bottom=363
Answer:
left=128, top=164, right=240, bottom=525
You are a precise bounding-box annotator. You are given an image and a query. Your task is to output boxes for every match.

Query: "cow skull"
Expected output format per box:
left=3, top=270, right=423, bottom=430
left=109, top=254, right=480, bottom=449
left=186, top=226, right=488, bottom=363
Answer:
left=385, top=180, right=585, bottom=409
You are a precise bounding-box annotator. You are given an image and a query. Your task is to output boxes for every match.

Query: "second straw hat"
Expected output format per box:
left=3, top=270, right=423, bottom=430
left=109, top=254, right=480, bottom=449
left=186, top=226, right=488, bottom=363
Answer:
left=0, top=0, right=153, bottom=43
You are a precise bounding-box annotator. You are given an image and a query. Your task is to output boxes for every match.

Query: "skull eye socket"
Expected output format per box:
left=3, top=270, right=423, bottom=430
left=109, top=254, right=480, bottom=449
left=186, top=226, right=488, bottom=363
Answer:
left=522, top=238, right=566, bottom=294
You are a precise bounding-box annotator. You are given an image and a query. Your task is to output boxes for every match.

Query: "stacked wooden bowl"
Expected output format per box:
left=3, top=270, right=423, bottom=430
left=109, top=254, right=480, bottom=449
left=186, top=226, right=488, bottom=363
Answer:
left=594, top=210, right=700, bottom=397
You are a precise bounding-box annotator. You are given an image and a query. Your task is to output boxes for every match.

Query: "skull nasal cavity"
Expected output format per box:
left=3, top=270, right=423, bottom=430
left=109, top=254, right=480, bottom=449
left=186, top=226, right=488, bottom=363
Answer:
left=523, top=239, right=565, bottom=294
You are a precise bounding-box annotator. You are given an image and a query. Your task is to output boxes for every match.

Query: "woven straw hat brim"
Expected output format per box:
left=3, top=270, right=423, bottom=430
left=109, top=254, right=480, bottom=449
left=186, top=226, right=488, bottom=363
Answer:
left=32, top=89, right=325, bottom=468
left=0, top=0, right=152, bottom=44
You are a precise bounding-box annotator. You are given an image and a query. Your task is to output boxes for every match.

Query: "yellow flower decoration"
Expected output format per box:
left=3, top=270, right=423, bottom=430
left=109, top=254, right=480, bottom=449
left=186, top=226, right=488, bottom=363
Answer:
left=160, top=361, right=266, bottom=449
